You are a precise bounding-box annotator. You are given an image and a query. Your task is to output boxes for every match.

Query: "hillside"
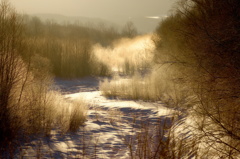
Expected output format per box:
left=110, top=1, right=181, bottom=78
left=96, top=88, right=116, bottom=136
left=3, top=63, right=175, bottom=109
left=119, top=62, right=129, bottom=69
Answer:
left=31, top=13, right=163, bottom=33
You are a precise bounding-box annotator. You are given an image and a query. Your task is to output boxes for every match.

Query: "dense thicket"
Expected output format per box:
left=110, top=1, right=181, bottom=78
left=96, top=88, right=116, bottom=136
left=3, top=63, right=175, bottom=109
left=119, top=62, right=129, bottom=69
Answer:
left=23, top=16, right=123, bottom=46
left=0, top=1, right=24, bottom=150
left=0, top=2, right=88, bottom=156
left=154, top=0, right=240, bottom=157
left=20, top=16, right=138, bottom=78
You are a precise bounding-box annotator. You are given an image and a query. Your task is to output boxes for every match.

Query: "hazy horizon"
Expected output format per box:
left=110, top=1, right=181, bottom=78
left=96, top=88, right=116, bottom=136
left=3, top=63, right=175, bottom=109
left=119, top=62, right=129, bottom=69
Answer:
left=8, top=0, right=177, bottom=33
left=9, top=0, right=176, bottom=18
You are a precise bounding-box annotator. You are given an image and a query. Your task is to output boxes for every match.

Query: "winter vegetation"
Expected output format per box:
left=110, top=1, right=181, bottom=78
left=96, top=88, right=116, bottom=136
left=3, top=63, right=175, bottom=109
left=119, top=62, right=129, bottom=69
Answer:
left=21, top=9, right=139, bottom=78
left=94, top=34, right=154, bottom=75
left=100, top=0, right=240, bottom=158
left=1, top=0, right=240, bottom=158
left=0, top=1, right=88, bottom=156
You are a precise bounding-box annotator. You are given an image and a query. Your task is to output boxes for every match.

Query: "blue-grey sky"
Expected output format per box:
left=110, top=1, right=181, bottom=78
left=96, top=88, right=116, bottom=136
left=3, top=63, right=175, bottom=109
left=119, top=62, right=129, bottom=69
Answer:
left=9, top=0, right=176, bottom=18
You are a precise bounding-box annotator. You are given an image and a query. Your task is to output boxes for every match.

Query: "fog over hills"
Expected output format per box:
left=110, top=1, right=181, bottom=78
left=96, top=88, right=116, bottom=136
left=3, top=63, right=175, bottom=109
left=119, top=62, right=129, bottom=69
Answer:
left=30, top=13, right=164, bottom=33
left=10, top=0, right=176, bottom=33
left=105, top=14, right=164, bottom=33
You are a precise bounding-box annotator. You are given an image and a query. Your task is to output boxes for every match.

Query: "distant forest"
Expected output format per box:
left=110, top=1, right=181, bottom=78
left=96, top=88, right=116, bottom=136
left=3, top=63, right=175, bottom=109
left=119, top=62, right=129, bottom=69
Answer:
left=21, top=15, right=138, bottom=78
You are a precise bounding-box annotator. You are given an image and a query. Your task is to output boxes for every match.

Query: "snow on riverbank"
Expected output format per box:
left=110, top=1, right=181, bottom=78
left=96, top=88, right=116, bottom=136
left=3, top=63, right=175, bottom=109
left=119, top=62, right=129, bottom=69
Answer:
left=18, top=77, right=177, bottom=158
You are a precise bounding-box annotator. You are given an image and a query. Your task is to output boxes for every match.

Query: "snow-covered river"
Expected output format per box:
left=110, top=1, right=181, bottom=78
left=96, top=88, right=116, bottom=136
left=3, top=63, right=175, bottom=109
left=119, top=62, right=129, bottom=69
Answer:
left=20, top=77, right=176, bottom=158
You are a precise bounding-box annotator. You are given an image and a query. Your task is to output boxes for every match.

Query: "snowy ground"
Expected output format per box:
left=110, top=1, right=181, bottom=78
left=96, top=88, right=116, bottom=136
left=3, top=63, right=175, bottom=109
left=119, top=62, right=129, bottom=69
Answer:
left=19, top=77, right=177, bottom=159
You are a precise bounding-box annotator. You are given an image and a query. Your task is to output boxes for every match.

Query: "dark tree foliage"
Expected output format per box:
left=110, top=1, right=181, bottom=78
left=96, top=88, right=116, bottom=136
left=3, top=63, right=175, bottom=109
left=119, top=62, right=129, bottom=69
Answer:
left=0, top=0, right=24, bottom=154
left=154, top=0, right=240, bottom=157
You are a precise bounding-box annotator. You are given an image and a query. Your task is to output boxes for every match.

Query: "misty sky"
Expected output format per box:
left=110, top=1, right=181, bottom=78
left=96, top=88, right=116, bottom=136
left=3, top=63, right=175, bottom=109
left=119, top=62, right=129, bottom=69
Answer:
left=9, top=0, right=176, bottom=18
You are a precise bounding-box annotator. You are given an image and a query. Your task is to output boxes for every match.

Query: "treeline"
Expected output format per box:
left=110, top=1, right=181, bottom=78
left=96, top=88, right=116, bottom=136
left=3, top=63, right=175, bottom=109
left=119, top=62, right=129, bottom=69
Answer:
left=20, top=15, right=138, bottom=78
left=23, top=16, right=124, bottom=46
left=153, top=0, right=240, bottom=157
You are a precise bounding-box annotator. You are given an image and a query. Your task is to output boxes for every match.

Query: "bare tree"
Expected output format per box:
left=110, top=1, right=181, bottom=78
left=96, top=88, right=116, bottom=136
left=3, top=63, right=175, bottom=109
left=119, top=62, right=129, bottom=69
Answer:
left=0, top=0, right=24, bottom=152
left=122, top=21, right=138, bottom=38
left=154, top=0, right=240, bottom=157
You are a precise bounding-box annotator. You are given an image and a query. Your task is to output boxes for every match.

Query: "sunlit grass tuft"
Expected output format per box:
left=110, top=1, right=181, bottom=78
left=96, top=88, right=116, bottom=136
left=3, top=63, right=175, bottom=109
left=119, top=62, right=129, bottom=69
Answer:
left=68, top=100, right=87, bottom=132
left=100, top=66, right=195, bottom=109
